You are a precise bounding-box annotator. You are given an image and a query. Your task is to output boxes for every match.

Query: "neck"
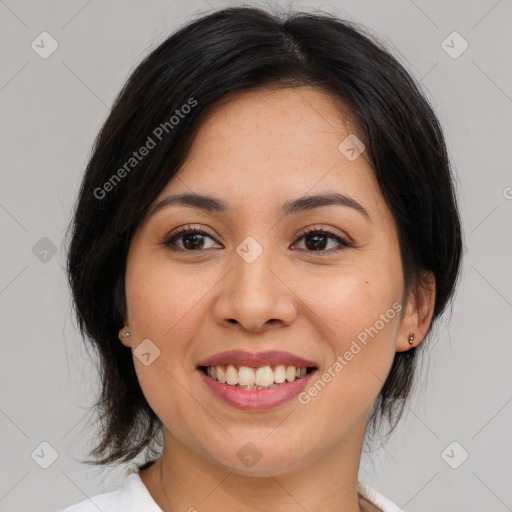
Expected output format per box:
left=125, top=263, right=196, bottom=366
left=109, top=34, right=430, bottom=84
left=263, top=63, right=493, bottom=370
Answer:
left=140, top=422, right=369, bottom=512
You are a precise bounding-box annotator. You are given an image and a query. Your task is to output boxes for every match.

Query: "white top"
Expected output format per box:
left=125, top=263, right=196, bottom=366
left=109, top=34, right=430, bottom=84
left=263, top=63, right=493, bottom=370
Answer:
left=57, top=468, right=404, bottom=512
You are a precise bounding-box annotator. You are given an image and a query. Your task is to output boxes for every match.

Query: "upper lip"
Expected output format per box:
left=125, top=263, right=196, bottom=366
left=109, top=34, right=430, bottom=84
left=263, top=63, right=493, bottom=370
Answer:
left=197, top=350, right=318, bottom=368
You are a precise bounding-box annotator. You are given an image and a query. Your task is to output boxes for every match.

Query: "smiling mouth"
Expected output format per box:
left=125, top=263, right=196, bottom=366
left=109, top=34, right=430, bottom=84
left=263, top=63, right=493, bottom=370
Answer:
left=198, top=364, right=317, bottom=390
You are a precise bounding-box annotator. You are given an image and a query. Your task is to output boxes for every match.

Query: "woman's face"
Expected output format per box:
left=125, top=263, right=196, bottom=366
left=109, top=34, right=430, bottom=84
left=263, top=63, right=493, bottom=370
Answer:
left=122, top=86, right=420, bottom=476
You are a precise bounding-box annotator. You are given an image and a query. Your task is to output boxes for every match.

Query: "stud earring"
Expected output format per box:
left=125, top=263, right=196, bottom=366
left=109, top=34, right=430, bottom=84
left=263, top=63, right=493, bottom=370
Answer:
left=408, top=333, right=415, bottom=345
left=122, top=330, right=131, bottom=338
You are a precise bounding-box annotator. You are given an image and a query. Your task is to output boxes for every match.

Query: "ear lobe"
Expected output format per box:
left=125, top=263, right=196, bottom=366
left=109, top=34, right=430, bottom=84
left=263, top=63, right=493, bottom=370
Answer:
left=396, top=271, right=436, bottom=352
left=119, top=326, right=132, bottom=347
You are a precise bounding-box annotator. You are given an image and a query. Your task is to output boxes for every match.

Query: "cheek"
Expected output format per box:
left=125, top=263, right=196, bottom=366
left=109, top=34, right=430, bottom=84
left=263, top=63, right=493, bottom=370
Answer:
left=296, top=273, right=401, bottom=426
left=297, top=265, right=401, bottom=339
left=293, top=263, right=402, bottom=402
left=125, top=256, right=213, bottom=339
left=124, top=258, right=207, bottom=433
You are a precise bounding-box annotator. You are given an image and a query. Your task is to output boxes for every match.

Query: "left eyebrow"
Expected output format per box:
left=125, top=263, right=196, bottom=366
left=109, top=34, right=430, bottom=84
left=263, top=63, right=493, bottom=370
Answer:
left=147, top=192, right=371, bottom=222
left=282, top=192, right=372, bottom=221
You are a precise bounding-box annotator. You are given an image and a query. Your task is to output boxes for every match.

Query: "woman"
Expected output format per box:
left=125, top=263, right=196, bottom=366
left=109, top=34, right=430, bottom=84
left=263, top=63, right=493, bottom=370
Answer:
left=60, top=6, right=462, bottom=512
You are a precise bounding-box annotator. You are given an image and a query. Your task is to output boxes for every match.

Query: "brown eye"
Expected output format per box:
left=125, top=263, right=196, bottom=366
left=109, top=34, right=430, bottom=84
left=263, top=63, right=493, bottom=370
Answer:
left=163, top=226, right=222, bottom=251
left=293, top=227, right=351, bottom=253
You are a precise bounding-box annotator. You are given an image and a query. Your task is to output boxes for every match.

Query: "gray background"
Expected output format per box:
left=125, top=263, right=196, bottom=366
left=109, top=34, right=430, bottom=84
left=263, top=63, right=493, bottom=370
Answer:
left=0, top=0, right=511, bottom=511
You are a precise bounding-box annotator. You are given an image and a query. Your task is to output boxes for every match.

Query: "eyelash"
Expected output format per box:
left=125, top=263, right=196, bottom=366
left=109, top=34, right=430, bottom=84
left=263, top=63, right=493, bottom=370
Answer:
left=161, top=224, right=351, bottom=254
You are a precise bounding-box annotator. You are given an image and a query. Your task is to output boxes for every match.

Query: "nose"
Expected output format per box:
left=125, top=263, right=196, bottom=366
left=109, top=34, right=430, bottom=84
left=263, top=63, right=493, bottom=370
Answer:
left=212, top=247, right=297, bottom=333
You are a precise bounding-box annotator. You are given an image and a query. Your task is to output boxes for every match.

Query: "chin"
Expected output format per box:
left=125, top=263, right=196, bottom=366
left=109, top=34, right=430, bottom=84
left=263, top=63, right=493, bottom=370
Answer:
left=208, top=446, right=306, bottom=478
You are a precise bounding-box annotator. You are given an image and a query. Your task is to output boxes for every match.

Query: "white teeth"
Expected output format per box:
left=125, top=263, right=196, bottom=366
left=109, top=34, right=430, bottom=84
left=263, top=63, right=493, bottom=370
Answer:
left=274, top=365, right=286, bottom=384
left=238, top=366, right=255, bottom=386
left=255, top=366, right=274, bottom=387
left=226, top=364, right=238, bottom=385
left=204, top=364, right=311, bottom=388
left=217, top=365, right=226, bottom=384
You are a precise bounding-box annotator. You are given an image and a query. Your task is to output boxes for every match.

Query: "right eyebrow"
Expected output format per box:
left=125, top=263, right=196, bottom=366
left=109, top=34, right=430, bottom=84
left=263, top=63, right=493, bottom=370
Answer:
left=147, top=193, right=230, bottom=219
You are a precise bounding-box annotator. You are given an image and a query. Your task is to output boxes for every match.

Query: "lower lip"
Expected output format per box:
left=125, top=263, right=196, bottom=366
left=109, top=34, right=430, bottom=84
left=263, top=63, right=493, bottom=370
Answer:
left=197, top=368, right=317, bottom=411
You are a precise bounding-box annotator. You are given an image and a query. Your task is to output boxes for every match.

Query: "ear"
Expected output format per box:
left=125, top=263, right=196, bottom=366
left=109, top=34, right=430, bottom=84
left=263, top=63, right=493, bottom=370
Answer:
left=396, top=270, right=436, bottom=352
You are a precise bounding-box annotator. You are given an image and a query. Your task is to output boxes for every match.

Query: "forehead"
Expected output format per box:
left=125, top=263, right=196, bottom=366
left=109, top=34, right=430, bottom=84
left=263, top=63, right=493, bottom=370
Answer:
left=186, top=86, right=359, bottom=166
left=156, top=86, right=383, bottom=219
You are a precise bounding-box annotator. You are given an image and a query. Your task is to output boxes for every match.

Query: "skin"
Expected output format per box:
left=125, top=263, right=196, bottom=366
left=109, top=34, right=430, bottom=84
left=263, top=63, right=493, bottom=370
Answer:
left=119, top=86, right=435, bottom=512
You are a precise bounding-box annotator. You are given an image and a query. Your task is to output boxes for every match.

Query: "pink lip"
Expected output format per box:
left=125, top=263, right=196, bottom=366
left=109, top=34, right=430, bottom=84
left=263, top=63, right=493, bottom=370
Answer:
left=196, top=350, right=318, bottom=369
left=198, top=367, right=318, bottom=411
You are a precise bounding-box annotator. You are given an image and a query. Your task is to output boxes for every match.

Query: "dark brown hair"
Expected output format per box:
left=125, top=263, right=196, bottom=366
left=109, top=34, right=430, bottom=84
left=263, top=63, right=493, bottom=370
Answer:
left=66, top=6, right=463, bottom=466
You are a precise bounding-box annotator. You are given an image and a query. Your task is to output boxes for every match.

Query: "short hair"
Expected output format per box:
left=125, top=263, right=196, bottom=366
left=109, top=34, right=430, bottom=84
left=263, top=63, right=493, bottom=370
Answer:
left=66, top=6, right=463, bottom=466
